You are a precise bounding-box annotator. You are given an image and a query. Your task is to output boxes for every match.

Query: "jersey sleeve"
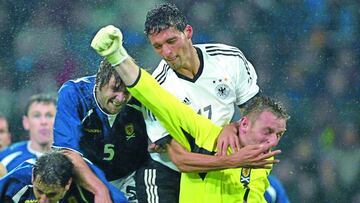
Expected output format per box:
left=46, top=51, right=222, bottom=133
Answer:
left=142, top=60, right=172, bottom=144
left=128, top=69, right=222, bottom=152
left=233, top=51, right=260, bottom=106
left=53, top=82, right=84, bottom=153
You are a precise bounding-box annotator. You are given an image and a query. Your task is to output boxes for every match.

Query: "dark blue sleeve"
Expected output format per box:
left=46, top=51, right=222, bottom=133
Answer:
left=265, top=175, right=290, bottom=203
left=53, top=82, right=84, bottom=152
left=86, top=161, right=128, bottom=203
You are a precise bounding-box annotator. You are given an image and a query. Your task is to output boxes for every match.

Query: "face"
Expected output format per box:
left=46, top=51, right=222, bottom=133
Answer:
left=148, top=26, right=193, bottom=71
left=0, top=118, right=11, bottom=150
left=23, top=102, right=56, bottom=146
left=96, top=75, right=130, bottom=114
left=239, top=111, right=286, bottom=147
left=33, top=175, right=71, bottom=203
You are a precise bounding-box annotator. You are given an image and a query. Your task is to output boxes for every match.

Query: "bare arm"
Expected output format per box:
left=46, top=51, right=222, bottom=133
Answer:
left=167, top=139, right=281, bottom=173
left=61, top=150, right=113, bottom=203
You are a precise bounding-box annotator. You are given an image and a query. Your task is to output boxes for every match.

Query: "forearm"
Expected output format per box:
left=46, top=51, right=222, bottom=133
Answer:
left=61, top=150, right=108, bottom=196
left=114, top=58, right=140, bottom=87
left=167, top=140, right=236, bottom=173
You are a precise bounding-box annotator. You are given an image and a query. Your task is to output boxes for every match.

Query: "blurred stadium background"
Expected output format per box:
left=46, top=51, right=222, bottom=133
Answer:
left=0, top=0, right=358, bottom=202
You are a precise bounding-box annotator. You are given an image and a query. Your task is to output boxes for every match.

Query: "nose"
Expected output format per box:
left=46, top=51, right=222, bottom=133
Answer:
left=161, top=44, right=172, bottom=57
left=268, top=134, right=280, bottom=147
left=114, top=91, right=128, bottom=103
left=40, top=116, right=49, bottom=125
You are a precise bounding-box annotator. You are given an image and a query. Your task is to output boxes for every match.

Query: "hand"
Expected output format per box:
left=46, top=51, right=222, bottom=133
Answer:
left=91, top=25, right=129, bottom=66
left=216, top=123, right=240, bottom=156
left=60, top=150, right=113, bottom=203
left=148, top=143, right=167, bottom=153
left=230, top=143, right=281, bottom=169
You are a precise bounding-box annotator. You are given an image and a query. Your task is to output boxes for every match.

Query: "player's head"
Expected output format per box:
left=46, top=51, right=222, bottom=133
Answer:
left=23, top=94, right=57, bottom=149
left=0, top=113, right=11, bottom=151
left=95, top=59, right=130, bottom=114
left=145, top=3, right=194, bottom=71
left=32, top=150, right=73, bottom=203
left=237, top=96, right=289, bottom=148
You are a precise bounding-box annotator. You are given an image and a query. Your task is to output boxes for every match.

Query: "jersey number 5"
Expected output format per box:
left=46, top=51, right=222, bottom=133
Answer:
left=103, top=144, right=115, bottom=161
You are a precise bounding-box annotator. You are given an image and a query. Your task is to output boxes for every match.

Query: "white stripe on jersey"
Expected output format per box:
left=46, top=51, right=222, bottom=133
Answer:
left=145, top=169, right=159, bottom=203
left=1, top=151, right=22, bottom=167
left=12, top=185, right=31, bottom=203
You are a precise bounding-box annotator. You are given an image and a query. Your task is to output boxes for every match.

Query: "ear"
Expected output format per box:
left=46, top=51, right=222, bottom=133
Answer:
left=22, top=115, right=30, bottom=131
left=184, top=25, right=193, bottom=39
left=239, top=117, right=249, bottom=133
left=65, top=177, right=73, bottom=191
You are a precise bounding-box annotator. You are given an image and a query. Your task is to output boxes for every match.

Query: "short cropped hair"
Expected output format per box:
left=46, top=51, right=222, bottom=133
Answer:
left=24, top=94, right=57, bottom=116
left=243, top=96, right=290, bottom=122
left=144, top=3, right=187, bottom=37
left=33, top=150, right=73, bottom=187
left=95, top=59, right=126, bottom=92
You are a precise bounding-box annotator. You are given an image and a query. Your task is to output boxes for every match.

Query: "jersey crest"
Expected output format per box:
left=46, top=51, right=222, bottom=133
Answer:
left=240, top=168, right=252, bottom=186
left=125, top=124, right=135, bottom=140
left=215, top=83, right=230, bottom=99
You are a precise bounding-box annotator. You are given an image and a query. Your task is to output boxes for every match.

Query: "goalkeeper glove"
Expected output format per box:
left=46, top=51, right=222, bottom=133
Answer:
left=91, top=25, right=129, bottom=66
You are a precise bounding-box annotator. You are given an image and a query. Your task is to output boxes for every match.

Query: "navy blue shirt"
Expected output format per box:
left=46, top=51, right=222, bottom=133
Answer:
left=54, top=75, right=148, bottom=181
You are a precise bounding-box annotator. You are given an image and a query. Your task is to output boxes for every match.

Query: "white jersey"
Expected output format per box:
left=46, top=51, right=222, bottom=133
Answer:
left=144, top=43, right=259, bottom=170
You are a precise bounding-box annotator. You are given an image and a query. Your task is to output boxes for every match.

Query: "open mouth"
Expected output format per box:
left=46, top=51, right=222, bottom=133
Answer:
left=166, top=56, right=177, bottom=62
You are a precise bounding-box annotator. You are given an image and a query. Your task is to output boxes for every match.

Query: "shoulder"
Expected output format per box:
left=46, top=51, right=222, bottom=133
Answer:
left=58, top=75, right=95, bottom=97
left=57, top=76, right=96, bottom=107
left=151, top=60, right=174, bottom=84
left=0, top=141, right=28, bottom=155
left=195, top=43, right=242, bottom=57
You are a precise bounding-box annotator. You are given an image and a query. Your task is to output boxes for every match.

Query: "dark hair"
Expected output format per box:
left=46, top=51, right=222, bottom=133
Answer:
left=24, top=93, right=57, bottom=116
left=144, top=3, right=187, bottom=37
left=95, top=59, right=126, bottom=92
left=243, top=96, right=290, bottom=122
left=33, top=150, right=74, bottom=187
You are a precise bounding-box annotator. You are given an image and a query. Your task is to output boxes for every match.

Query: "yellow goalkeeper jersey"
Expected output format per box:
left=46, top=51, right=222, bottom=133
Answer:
left=128, top=69, right=270, bottom=203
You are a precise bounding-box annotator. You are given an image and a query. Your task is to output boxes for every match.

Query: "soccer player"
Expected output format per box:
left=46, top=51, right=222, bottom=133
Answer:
left=53, top=59, right=149, bottom=203
left=91, top=25, right=290, bottom=202
left=0, top=114, right=12, bottom=151
left=142, top=3, right=262, bottom=202
left=0, top=150, right=127, bottom=203
left=265, top=175, right=291, bottom=203
left=0, top=94, right=56, bottom=177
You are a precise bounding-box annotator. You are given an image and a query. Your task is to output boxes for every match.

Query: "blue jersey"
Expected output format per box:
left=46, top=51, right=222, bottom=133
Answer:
left=0, top=141, right=41, bottom=172
left=0, top=159, right=128, bottom=203
left=54, top=75, right=148, bottom=181
left=265, top=175, right=290, bottom=203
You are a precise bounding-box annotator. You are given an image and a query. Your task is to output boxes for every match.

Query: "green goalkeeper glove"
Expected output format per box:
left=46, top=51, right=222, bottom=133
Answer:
left=91, top=25, right=129, bottom=66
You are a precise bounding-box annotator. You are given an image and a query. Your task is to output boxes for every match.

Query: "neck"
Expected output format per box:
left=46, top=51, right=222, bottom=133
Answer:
left=29, top=141, right=50, bottom=153
left=176, top=46, right=200, bottom=78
